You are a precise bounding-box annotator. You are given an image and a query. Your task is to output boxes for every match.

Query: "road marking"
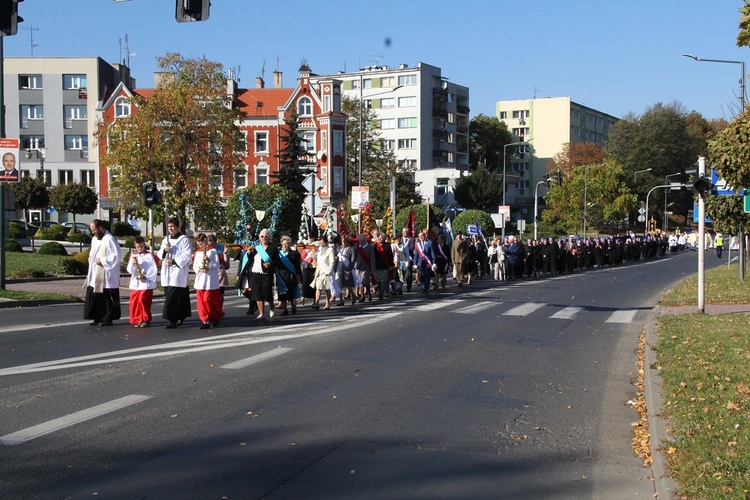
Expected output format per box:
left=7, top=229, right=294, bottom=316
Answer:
left=221, top=347, right=293, bottom=370
left=550, top=306, right=585, bottom=320
left=0, top=321, right=90, bottom=333
left=503, top=303, right=545, bottom=316
left=412, top=299, right=455, bottom=312
left=454, top=302, right=498, bottom=315
left=0, top=313, right=401, bottom=376
left=606, top=309, right=638, bottom=324
left=0, top=395, right=151, bottom=446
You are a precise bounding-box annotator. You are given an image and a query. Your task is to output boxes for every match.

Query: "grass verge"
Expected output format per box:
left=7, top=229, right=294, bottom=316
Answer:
left=654, top=263, right=750, bottom=498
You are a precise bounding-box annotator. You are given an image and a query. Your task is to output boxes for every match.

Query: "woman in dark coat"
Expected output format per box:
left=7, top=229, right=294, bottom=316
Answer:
left=277, top=235, right=302, bottom=315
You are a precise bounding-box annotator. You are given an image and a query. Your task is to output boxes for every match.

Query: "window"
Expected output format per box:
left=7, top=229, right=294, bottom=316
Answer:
left=254, top=131, right=268, bottom=153
left=447, top=113, right=455, bottom=123
left=20, top=105, right=43, bottom=128
left=333, top=130, right=343, bottom=154
left=65, top=135, right=88, bottom=152
left=299, top=131, right=315, bottom=152
left=398, top=96, right=417, bottom=107
left=518, top=180, right=529, bottom=193
left=255, top=163, right=269, bottom=185
left=447, top=133, right=454, bottom=144
left=333, top=166, right=343, bottom=191
left=382, top=139, right=395, bottom=150
left=351, top=79, right=360, bottom=90
left=324, top=95, right=331, bottom=112
left=21, top=135, right=44, bottom=150
left=115, top=97, right=130, bottom=117
left=512, top=110, right=529, bottom=119
left=398, top=138, right=417, bottom=149
left=37, top=170, right=51, bottom=186
left=298, top=97, right=313, bottom=116
left=400, top=159, right=417, bottom=169
left=437, top=178, right=449, bottom=196
left=380, top=97, right=395, bottom=108
left=58, top=170, right=74, bottom=185
left=512, top=127, right=529, bottom=137
left=398, top=74, right=417, bottom=86
left=80, top=170, right=95, bottom=187
left=63, top=74, right=87, bottom=90
left=64, top=105, right=87, bottom=128
left=321, top=131, right=327, bottom=152
left=380, top=118, right=396, bottom=130
left=447, top=152, right=454, bottom=163
left=499, top=111, right=507, bottom=119
left=398, top=117, right=417, bottom=128
left=381, top=76, right=396, bottom=87
left=234, top=167, right=247, bottom=189
left=19, top=75, right=42, bottom=89
left=363, top=78, right=372, bottom=89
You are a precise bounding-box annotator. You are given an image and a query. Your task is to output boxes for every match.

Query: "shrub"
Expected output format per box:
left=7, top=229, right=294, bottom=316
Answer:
left=66, top=231, right=92, bottom=244
left=35, top=225, right=69, bottom=241
left=9, top=268, right=47, bottom=279
left=111, top=221, right=140, bottom=237
left=8, top=222, right=26, bottom=239
left=123, top=236, right=135, bottom=249
left=56, top=256, right=87, bottom=275
left=5, top=239, right=23, bottom=252
left=38, top=241, right=68, bottom=256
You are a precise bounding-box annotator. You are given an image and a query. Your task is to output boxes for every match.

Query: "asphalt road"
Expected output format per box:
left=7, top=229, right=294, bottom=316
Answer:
left=0, top=251, right=715, bottom=499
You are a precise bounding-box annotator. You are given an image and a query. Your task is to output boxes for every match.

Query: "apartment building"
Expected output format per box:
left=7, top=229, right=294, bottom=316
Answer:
left=317, top=62, right=470, bottom=208
left=97, top=64, right=347, bottom=220
left=496, top=97, right=619, bottom=223
left=3, top=57, right=134, bottom=223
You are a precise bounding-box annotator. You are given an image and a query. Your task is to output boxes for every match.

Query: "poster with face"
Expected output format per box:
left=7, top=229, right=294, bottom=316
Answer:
left=0, top=138, right=21, bottom=183
left=352, top=185, right=370, bottom=210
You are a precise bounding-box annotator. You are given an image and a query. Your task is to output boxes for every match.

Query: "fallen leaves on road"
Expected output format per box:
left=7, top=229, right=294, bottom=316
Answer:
left=631, top=325, right=653, bottom=467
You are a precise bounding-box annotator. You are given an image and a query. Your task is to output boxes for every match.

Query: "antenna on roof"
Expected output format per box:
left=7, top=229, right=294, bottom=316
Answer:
left=23, top=25, right=39, bottom=57
left=367, top=54, right=384, bottom=66
left=533, top=86, right=541, bottom=99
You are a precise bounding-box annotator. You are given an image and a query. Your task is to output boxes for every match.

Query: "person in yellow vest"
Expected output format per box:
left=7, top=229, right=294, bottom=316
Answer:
left=715, top=233, right=724, bottom=259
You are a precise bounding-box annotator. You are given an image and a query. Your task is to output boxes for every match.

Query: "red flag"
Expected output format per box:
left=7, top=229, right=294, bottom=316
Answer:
left=406, top=207, right=415, bottom=238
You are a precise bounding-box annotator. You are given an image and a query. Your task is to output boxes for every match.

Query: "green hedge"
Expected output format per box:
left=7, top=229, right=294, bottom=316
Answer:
left=35, top=225, right=69, bottom=241
left=56, top=257, right=86, bottom=275
left=38, top=241, right=68, bottom=256
left=5, top=239, right=23, bottom=252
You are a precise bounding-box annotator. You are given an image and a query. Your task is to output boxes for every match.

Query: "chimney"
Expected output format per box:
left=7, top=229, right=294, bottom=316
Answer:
left=256, top=76, right=265, bottom=89
left=227, top=69, right=237, bottom=99
left=273, top=71, right=283, bottom=89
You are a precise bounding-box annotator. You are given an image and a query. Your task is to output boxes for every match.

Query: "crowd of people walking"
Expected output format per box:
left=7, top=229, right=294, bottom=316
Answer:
left=84, top=217, right=688, bottom=330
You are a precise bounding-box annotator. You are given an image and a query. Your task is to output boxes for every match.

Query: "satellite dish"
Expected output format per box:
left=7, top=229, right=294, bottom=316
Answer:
left=316, top=150, right=327, bottom=160
left=442, top=81, right=448, bottom=89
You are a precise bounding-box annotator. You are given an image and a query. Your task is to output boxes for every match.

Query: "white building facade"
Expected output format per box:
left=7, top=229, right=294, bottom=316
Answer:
left=317, top=62, right=469, bottom=208
left=496, top=97, right=618, bottom=223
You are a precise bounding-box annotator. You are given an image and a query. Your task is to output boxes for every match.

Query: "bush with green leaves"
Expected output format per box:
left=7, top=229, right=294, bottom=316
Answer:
left=394, top=204, right=445, bottom=235
left=56, top=257, right=86, bottom=276
left=112, top=221, right=140, bottom=237
left=122, top=236, right=135, bottom=249
left=73, top=249, right=90, bottom=272
left=35, top=225, right=69, bottom=241
left=5, top=239, right=23, bottom=252
left=8, top=222, right=27, bottom=239
left=225, top=184, right=300, bottom=242
left=453, top=209, right=496, bottom=238
left=66, top=231, right=92, bottom=244
left=10, top=268, right=46, bottom=279
left=37, top=241, right=68, bottom=256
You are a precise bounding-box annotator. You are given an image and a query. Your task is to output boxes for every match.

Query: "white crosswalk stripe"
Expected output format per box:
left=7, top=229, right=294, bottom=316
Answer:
left=502, top=303, right=545, bottom=316
left=605, top=309, right=638, bottom=324
left=454, top=301, right=498, bottom=315
left=550, top=306, right=585, bottom=320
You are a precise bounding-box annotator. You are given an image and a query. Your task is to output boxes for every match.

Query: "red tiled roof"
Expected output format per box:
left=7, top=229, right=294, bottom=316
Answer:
left=236, top=88, right=293, bottom=115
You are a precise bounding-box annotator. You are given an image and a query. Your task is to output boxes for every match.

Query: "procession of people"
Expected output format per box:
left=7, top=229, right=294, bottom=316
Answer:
left=87, top=218, right=688, bottom=329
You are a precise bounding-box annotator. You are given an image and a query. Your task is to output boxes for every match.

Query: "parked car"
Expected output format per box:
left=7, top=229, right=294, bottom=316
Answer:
left=38, top=221, right=63, bottom=229
left=8, top=219, right=39, bottom=233
left=61, top=222, right=91, bottom=235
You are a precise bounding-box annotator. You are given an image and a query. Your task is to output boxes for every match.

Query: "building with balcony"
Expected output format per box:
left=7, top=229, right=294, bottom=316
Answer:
left=317, top=62, right=469, bottom=208
left=496, top=97, right=618, bottom=224
left=3, top=57, right=134, bottom=223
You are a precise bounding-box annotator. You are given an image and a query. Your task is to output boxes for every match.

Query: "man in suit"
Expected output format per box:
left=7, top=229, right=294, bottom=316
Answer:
left=451, top=231, right=469, bottom=287
left=353, top=233, right=375, bottom=302
left=413, top=230, right=436, bottom=293
left=0, top=152, right=19, bottom=182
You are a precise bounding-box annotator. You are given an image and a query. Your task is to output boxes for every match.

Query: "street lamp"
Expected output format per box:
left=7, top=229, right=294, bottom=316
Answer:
left=533, top=180, right=548, bottom=240
left=357, top=76, right=403, bottom=187
left=502, top=140, right=529, bottom=238
left=682, top=54, right=746, bottom=109
left=633, top=167, right=652, bottom=184
left=663, top=172, right=681, bottom=232
left=25, top=148, right=45, bottom=177
left=583, top=164, right=604, bottom=239
left=645, top=182, right=684, bottom=234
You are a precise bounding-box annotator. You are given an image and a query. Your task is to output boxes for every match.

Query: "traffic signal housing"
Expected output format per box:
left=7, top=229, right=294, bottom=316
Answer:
left=693, top=175, right=711, bottom=198
left=143, top=181, right=163, bottom=208
left=175, top=0, right=210, bottom=22
left=0, top=0, right=24, bottom=37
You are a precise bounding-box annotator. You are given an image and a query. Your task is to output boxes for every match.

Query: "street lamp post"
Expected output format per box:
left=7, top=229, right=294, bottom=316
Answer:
left=583, top=164, right=604, bottom=239
left=25, top=148, right=46, bottom=222
left=633, top=167, right=652, bottom=184
left=683, top=53, right=746, bottom=280
left=533, top=180, right=547, bottom=241
left=502, top=141, right=528, bottom=238
left=663, top=172, right=681, bottom=232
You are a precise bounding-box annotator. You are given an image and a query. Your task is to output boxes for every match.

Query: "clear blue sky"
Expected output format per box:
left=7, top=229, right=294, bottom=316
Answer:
left=4, top=0, right=748, bottom=121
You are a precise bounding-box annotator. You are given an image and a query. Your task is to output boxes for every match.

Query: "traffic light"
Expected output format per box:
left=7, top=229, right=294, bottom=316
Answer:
left=143, top=181, right=162, bottom=208
left=693, top=175, right=711, bottom=198
left=175, top=0, right=210, bottom=22
left=0, top=0, right=24, bottom=37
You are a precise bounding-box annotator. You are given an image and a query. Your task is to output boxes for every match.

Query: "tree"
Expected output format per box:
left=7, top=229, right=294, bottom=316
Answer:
left=549, top=142, right=606, bottom=177
left=224, top=184, right=300, bottom=243
left=469, top=114, right=512, bottom=172
left=12, top=177, right=49, bottom=222
left=99, top=53, right=246, bottom=233
left=49, top=183, right=98, bottom=229
left=453, top=209, right=495, bottom=237
left=452, top=164, right=504, bottom=211
left=342, top=96, right=421, bottom=217
left=274, top=107, right=313, bottom=200
left=542, top=160, right=636, bottom=235
left=705, top=194, right=750, bottom=234
left=738, top=0, right=750, bottom=48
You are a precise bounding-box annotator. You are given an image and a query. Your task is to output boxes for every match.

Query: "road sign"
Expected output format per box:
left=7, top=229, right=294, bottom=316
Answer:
left=637, top=215, right=646, bottom=222
left=669, top=182, right=684, bottom=191
left=302, top=174, right=322, bottom=193
left=638, top=206, right=646, bottom=215
left=745, top=193, right=750, bottom=213
left=711, top=169, right=745, bottom=196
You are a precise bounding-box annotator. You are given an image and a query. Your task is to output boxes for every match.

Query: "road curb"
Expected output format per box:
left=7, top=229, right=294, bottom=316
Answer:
left=645, top=306, right=679, bottom=499
left=0, top=298, right=81, bottom=308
